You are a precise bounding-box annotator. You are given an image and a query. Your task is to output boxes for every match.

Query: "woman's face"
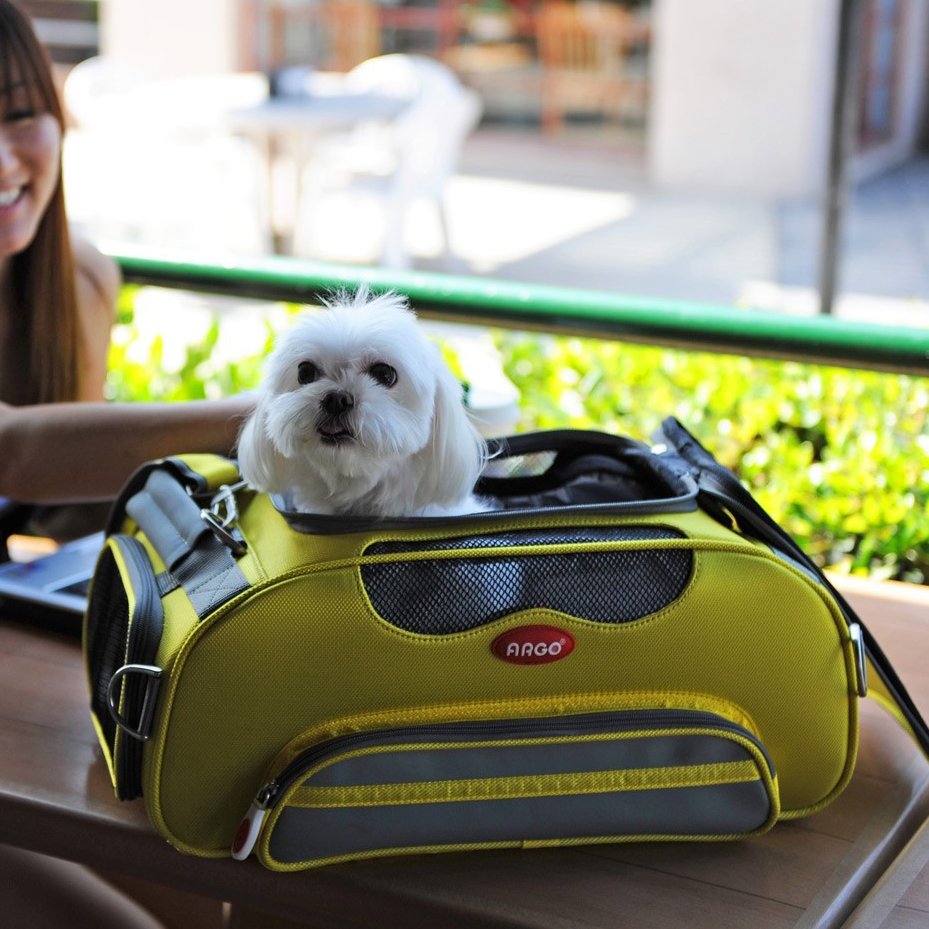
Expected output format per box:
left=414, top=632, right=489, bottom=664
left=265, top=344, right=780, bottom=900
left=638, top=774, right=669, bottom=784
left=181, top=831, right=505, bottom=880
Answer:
left=0, top=62, right=62, bottom=260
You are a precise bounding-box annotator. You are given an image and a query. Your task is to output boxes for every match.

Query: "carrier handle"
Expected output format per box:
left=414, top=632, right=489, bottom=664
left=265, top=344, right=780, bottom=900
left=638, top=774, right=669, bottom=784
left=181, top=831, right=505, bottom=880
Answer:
left=478, top=429, right=692, bottom=499
left=106, top=664, right=163, bottom=741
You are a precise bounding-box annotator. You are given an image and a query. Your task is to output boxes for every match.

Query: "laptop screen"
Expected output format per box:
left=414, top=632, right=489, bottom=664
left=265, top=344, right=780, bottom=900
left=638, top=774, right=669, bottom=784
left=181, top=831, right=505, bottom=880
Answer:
left=0, top=532, right=103, bottom=623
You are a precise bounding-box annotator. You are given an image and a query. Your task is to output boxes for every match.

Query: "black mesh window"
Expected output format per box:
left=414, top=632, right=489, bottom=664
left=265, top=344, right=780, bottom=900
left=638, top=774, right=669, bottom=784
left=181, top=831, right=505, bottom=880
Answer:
left=361, top=527, right=693, bottom=634
left=85, top=544, right=129, bottom=754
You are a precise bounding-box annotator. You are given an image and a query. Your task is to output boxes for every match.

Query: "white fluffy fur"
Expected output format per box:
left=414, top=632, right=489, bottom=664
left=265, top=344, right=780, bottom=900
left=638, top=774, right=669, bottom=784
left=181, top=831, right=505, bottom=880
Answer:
left=237, top=289, right=488, bottom=517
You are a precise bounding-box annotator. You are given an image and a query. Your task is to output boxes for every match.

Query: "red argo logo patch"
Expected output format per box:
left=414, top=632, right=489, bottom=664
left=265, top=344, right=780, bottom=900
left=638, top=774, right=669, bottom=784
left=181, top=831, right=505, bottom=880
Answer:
left=492, top=625, right=575, bottom=665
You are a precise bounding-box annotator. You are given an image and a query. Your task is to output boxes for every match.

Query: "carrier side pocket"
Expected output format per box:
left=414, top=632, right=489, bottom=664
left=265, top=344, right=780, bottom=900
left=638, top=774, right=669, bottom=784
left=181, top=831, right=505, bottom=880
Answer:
left=235, top=695, right=780, bottom=870
left=84, top=535, right=164, bottom=800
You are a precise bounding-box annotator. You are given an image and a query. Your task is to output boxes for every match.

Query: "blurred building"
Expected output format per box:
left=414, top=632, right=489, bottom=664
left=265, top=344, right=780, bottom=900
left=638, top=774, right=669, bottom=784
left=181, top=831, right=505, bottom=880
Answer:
left=20, top=0, right=100, bottom=63
left=35, top=1, right=929, bottom=197
left=650, top=0, right=929, bottom=196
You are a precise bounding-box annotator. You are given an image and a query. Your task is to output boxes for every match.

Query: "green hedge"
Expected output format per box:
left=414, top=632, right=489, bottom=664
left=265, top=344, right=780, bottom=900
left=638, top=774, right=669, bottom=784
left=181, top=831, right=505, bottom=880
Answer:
left=497, top=332, right=928, bottom=585
left=106, top=292, right=928, bottom=585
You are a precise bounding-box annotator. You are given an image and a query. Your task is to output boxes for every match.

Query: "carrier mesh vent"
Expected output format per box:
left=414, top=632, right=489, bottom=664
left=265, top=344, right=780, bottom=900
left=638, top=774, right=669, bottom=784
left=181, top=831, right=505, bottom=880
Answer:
left=361, top=527, right=692, bottom=634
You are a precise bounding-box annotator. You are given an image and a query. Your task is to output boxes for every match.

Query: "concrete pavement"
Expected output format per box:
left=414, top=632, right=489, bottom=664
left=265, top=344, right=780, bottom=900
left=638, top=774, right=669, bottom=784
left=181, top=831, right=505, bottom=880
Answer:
left=67, top=122, right=929, bottom=328
left=437, top=129, right=929, bottom=327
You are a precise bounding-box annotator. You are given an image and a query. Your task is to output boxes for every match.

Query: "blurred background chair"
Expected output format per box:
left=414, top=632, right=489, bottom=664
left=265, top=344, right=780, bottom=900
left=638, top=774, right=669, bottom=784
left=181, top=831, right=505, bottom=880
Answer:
left=292, top=54, right=483, bottom=269
left=62, top=57, right=271, bottom=255
left=60, top=55, right=148, bottom=128
left=320, top=0, right=382, bottom=72
left=536, top=0, right=648, bottom=134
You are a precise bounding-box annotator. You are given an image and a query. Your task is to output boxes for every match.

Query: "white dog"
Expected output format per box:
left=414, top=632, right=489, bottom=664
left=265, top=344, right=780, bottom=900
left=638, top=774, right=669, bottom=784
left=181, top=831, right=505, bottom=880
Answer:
left=236, top=289, right=488, bottom=517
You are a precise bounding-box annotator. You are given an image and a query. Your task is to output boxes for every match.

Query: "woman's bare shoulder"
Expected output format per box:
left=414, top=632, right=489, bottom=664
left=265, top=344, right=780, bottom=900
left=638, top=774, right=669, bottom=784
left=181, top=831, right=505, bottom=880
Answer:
left=71, top=233, right=121, bottom=324
left=71, top=233, right=121, bottom=400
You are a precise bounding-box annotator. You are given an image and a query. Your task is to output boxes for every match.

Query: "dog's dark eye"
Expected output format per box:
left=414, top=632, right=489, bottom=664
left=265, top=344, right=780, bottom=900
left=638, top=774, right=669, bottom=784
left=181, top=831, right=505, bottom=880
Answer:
left=297, top=361, right=318, bottom=384
left=368, top=363, right=398, bottom=388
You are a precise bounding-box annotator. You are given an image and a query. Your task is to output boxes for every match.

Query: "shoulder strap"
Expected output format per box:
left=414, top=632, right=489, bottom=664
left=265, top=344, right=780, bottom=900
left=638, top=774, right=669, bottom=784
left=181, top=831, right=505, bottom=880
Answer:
left=105, top=455, right=249, bottom=618
left=653, top=417, right=929, bottom=760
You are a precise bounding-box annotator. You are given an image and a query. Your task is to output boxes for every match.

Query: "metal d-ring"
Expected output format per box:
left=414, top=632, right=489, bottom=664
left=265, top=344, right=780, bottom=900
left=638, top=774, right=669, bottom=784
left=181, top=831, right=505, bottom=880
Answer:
left=200, top=481, right=248, bottom=555
left=106, top=664, right=163, bottom=741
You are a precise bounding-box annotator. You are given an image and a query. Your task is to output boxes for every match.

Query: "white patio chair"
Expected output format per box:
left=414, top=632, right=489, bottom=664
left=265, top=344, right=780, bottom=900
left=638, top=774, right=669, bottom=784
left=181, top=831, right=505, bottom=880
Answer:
left=62, top=55, right=149, bottom=128
left=292, top=54, right=483, bottom=269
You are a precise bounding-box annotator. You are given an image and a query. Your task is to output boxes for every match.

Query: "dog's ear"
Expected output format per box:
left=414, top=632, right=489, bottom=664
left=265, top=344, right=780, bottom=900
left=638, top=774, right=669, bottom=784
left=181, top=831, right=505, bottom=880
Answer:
left=236, top=397, right=292, bottom=493
left=417, top=361, right=487, bottom=507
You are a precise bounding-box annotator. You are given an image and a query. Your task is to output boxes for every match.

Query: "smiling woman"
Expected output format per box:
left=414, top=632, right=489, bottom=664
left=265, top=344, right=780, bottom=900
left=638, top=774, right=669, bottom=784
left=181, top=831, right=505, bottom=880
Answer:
left=0, top=3, right=230, bottom=923
left=0, top=0, right=253, bottom=519
left=0, top=0, right=106, bottom=408
left=0, top=96, right=60, bottom=248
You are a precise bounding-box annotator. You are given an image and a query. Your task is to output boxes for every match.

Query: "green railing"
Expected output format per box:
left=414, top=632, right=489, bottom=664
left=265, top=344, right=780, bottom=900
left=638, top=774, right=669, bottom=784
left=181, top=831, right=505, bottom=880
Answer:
left=113, top=247, right=929, bottom=377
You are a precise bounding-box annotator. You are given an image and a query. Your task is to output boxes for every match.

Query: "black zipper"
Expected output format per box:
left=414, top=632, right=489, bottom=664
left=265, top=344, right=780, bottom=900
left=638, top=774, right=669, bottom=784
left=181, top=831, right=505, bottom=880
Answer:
left=278, top=490, right=701, bottom=536
left=121, top=536, right=163, bottom=667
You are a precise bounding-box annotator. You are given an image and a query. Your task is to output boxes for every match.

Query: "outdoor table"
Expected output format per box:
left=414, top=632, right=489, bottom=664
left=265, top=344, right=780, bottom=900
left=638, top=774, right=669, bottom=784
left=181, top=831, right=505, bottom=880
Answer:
left=1, top=576, right=928, bottom=927
left=227, top=79, right=409, bottom=252
left=88, top=70, right=411, bottom=255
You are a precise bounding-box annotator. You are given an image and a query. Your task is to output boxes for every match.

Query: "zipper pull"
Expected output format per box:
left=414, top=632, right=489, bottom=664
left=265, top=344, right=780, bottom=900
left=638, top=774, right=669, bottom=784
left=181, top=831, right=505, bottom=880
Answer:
left=231, top=781, right=278, bottom=861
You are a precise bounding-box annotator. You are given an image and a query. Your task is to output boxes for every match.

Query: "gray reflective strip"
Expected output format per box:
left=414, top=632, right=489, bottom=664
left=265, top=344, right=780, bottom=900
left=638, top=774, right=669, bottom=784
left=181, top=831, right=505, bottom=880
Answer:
left=268, top=780, right=773, bottom=864
left=125, top=469, right=249, bottom=617
left=308, top=734, right=753, bottom=788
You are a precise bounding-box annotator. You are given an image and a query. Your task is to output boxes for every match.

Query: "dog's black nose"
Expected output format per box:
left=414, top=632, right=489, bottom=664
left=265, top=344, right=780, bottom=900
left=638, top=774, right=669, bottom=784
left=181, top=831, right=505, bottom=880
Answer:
left=322, top=390, right=354, bottom=416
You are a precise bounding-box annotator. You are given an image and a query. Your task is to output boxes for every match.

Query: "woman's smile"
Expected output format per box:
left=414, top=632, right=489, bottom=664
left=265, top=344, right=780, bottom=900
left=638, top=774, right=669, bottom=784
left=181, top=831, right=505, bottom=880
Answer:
left=0, top=185, right=25, bottom=209
left=0, top=109, right=60, bottom=258
left=0, top=57, right=61, bottom=260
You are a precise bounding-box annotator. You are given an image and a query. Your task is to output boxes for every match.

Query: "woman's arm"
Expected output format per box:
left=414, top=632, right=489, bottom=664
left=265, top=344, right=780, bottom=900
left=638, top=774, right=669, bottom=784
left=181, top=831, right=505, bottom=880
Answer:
left=0, top=396, right=254, bottom=503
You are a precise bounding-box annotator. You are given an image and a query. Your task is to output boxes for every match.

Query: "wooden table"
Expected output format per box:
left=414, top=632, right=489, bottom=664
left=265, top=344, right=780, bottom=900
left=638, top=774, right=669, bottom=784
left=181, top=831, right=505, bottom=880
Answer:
left=1, top=575, right=928, bottom=928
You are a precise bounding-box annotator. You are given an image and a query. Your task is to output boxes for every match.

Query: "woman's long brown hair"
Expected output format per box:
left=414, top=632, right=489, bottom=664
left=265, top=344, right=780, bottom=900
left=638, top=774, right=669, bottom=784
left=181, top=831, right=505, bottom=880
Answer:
left=1, top=0, right=79, bottom=404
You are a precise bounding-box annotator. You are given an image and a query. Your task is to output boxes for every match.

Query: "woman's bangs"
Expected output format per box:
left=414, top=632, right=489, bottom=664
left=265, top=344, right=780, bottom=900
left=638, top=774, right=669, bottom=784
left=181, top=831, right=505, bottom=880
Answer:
left=0, top=18, right=57, bottom=117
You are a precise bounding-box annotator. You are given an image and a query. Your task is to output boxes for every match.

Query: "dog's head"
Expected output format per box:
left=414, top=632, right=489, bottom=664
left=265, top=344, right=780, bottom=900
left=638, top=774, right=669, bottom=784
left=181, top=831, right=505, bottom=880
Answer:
left=237, top=289, right=486, bottom=515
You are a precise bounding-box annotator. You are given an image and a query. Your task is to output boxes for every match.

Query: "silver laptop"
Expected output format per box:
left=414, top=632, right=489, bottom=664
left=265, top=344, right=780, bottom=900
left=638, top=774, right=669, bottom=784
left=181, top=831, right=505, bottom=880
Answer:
left=0, top=531, right=103, bottom=618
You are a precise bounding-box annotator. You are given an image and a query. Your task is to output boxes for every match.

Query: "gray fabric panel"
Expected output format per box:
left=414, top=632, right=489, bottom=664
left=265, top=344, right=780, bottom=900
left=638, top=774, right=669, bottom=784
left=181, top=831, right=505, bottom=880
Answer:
left=125, top=470, right=249, bottom=617
left=126, top=470, right=211, bottom=571
left=268, top=780, right=773, bottom=864
left=308, top=733, right=752, bottom=788
left=155, top=571, right=180, bottom=597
